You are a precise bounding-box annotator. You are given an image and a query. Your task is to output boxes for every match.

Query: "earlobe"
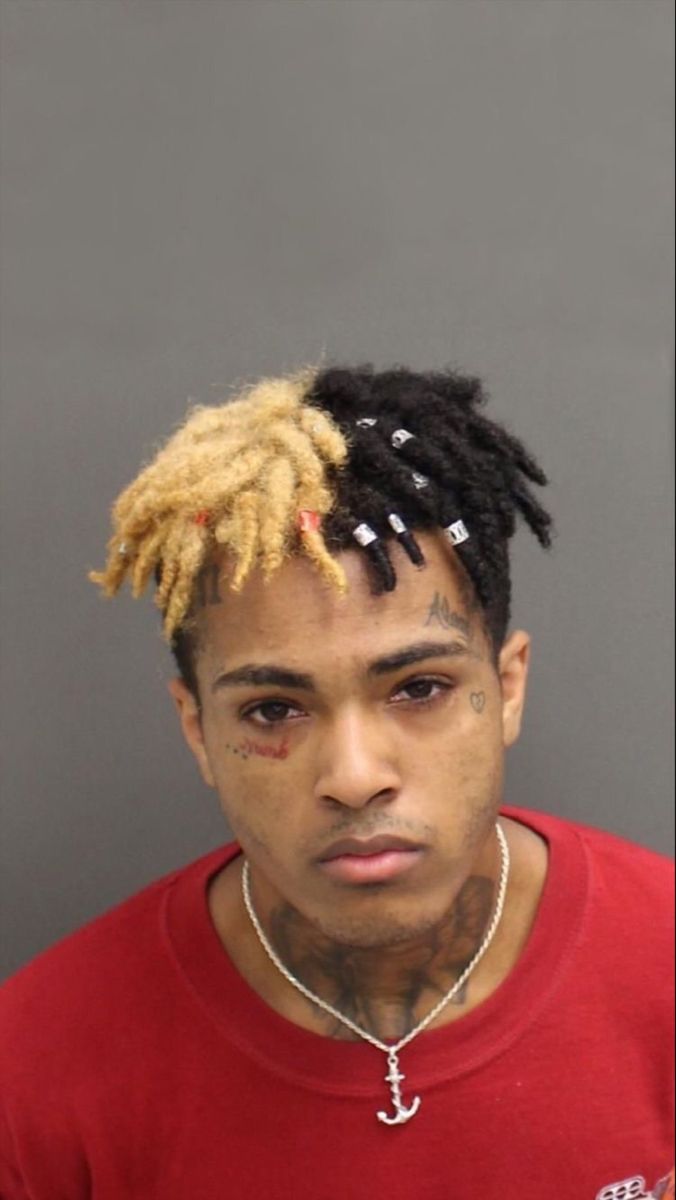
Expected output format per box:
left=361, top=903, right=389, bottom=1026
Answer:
left=498, top=631, right=531, bottom=748
left=167, top=678, right=216, bottom=788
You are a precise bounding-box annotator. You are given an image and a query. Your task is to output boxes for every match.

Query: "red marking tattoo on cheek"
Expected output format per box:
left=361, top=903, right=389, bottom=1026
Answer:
left=238, top=738, right=291, bottom=761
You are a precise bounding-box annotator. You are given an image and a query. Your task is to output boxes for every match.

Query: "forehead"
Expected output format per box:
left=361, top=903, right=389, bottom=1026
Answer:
left=194, top=531, right=481, bottom=667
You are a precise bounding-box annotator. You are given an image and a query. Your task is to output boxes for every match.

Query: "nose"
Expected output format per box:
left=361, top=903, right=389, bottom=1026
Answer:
left=313, top=707, right=402, bottom=810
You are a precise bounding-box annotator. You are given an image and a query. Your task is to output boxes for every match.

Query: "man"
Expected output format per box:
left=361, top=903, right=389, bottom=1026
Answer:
left=0, top=365, right=673, bottom=1199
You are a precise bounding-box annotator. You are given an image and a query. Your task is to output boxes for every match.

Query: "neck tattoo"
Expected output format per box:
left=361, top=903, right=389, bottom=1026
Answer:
left=241, top=823, right=510, bottom=1126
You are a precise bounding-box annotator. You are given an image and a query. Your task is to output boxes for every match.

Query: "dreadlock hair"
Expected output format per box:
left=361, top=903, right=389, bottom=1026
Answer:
left=89, top=363, right=553, bottom=703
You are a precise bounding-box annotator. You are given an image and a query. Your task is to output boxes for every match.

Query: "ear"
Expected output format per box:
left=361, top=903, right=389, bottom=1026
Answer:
left=167, top=678, right=216, bottom=788
left=497, top=630, right=531, bottom=748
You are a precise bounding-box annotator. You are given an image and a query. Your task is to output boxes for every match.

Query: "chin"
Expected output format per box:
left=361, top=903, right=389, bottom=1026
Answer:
left=310, top=904, right=447, bottom=950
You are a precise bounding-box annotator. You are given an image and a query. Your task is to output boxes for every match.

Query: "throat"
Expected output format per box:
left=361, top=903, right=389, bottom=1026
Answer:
left=250, top=872, right=499, bottom=1043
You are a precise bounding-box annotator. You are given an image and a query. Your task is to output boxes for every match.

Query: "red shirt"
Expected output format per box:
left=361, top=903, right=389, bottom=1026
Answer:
left=1, top=806, right=673, bottom=1199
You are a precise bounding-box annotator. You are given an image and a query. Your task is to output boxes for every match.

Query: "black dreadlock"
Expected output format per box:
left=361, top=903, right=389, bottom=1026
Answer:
left=308, top=364, right=553, bottom=655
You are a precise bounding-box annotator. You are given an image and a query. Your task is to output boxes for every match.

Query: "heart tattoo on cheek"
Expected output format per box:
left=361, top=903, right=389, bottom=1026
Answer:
left=470, top=692, right=486, bottom=713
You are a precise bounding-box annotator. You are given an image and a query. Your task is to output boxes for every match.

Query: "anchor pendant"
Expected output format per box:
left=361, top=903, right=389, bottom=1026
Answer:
left=377, top=1050, right=421, bottom=1126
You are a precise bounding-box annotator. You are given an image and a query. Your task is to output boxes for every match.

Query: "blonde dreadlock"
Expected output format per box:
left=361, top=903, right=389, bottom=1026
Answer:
left=88, top=370, right=350, bottom=643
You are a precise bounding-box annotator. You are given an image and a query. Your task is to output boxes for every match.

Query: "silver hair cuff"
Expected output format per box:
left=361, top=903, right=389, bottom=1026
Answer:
left=444, top=520, right=470, bottom=546
left=391, top=428, right=415, bottom=449
left=352, top=523, right=379, bottom=547
left=387, top=513, right=407, bottom=534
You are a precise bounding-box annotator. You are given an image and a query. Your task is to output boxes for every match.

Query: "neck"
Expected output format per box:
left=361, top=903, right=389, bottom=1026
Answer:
left=244, top=834, right=504, bottom=1044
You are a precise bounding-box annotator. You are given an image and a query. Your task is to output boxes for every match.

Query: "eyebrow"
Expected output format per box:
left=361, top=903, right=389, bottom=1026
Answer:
left=210, top=639, right=472, bottom=694
left=368, top=640, right=472, bottom=676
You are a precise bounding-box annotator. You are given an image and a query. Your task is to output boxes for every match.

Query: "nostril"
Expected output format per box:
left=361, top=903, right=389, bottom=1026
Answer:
left=321, top=786, right=399, bottom=810
left=372, top=788, right=398, bottom=803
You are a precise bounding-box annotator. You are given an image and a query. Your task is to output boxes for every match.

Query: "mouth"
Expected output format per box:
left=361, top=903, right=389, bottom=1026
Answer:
left=317, top=836, right=425, bottom=885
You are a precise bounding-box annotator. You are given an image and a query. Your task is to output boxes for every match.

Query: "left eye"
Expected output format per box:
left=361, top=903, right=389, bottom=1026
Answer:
left=394, top=678, right=450, bottom=704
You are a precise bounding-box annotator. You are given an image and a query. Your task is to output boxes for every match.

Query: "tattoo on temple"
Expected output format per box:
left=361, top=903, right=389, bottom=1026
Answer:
left=268, top=874, right=495, bottom=1042
left=424, top=592, right=471, bottom=639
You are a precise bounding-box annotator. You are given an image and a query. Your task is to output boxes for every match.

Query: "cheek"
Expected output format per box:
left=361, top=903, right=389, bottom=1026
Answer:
left=206, top=741, right=304, bottom=856
left=425, top=700, right=504, bottom=805
left=435, top=743, right=501, bottom=808
left=437, top=689, right=502, bottom=761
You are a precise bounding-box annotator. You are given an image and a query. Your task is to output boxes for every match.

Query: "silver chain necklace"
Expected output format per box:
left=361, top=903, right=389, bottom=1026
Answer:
left=241, top=821, right=510, bottom=1126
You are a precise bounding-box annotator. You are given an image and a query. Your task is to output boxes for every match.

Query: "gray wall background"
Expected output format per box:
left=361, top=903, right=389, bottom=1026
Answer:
left=1, top=0, right=673, bottom=981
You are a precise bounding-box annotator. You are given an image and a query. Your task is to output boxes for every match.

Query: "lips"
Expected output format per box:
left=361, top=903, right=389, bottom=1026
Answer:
left=317, top=837, right=425, bottom=885
left=319, top=835, right=423, bottom=862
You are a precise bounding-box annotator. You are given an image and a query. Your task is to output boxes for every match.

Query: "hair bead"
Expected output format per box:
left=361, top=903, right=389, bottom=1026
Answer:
left=352, top=522, right=378, bottom=547
left=387, top=512, right=425, bottom=567
left=387, top=513, right=406, bottom=534
left=298, top=510, right=322, bottom=533
left=444, top=519, right=470, bottom=546
left=391, top=428, right=415, bottom=449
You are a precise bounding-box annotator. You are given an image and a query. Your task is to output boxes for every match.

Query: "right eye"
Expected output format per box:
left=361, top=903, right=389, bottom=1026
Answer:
left=241, top=700, right=304, bottom=728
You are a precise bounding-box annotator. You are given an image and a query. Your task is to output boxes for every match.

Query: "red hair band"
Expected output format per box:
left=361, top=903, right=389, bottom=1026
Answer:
left=298, top=510, right=321, bottom=533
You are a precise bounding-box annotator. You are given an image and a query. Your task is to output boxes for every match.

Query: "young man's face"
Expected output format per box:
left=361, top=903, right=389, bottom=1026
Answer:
left=170, top=531, right=530, bottom=949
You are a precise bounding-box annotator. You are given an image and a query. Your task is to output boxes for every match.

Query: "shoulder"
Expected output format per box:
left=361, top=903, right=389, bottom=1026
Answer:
left=0, top=842, right=235, bottom=1049
left=503, top=804, right=674, bottom=937
left=504, top=808, right=674, bottom=1051
left=504, top=803, right=673, bottom=880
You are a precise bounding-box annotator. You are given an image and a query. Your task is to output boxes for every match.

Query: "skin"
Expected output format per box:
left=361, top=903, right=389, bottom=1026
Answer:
left=169, top=531, right=548, bottom=1044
